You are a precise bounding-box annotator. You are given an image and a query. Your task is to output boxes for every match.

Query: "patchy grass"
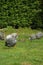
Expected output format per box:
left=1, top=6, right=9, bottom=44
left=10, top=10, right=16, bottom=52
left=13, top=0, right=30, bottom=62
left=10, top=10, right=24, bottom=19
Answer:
left=21, top=62, right=31, bottom=65
left=0, top=26, right=43, bottom=65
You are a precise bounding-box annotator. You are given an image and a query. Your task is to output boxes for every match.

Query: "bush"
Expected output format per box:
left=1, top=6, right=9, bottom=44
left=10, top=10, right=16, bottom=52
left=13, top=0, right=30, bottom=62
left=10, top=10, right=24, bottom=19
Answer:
left=0, top=21, right=7, bottom=29
left=0, top=0, right=42, bottom=29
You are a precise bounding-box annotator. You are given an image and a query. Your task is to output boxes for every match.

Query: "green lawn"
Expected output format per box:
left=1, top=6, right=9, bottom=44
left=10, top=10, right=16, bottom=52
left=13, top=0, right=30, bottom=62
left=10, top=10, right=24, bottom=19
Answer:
left=0, top=27, right=43, bottom=65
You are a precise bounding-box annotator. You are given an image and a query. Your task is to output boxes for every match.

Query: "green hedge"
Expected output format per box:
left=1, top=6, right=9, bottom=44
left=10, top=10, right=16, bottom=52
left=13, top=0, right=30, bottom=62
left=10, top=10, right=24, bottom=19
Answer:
left=0, top=0, right=43, bottom=29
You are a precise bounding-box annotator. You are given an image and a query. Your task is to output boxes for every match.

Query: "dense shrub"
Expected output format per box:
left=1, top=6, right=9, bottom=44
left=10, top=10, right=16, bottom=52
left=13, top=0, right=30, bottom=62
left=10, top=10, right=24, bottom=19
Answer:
left=0, top=21, right=7, bottom=29
left=0, top=0, right=43, bottom=29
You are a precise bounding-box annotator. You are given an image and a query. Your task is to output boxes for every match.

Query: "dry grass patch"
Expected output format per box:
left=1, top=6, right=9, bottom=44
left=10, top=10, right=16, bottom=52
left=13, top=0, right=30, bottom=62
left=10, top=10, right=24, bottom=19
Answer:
left=21, top=62, right=31, bottom=65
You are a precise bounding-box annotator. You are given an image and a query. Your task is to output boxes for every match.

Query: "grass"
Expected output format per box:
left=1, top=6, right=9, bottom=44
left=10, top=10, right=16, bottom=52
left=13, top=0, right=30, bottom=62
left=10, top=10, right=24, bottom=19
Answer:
left=0, top=26, right=43, bottom=65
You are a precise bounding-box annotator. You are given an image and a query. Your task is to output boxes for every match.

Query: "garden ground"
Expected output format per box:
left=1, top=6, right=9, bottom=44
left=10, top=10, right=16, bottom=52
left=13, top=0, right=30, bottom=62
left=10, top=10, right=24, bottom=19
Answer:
left=0, top=27, right=43, bottom=65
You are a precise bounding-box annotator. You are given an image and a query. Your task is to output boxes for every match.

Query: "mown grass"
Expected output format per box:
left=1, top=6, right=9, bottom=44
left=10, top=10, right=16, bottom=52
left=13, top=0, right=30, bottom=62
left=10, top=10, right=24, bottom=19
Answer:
left=0, top=26, right=43, bottom=65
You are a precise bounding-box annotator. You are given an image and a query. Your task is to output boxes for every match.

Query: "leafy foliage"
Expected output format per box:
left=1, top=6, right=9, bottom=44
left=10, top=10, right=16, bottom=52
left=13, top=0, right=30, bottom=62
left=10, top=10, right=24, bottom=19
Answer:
left=0, top=0, right=43, bottom=29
